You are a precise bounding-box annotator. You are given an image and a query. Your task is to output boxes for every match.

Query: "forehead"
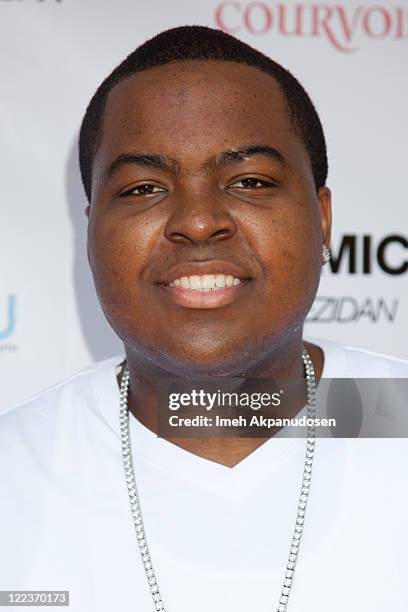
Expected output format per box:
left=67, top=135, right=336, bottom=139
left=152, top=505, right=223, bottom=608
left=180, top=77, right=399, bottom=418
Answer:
left=103, top=61, right=290, bottom=139
left=94, top=60, right=308, bottom=179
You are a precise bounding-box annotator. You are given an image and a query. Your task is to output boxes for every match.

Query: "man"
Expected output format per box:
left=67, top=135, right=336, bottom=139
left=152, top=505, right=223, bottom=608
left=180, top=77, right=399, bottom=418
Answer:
left=1, top=25, right=407, bottom=612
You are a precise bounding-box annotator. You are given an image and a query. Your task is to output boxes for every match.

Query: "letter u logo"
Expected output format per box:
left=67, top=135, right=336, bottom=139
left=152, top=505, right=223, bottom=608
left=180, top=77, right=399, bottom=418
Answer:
left=0, top=295, right=16, bottom=340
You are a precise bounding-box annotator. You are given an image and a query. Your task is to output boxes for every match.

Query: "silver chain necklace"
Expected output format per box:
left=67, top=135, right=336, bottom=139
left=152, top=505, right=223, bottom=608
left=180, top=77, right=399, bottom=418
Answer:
left=119, top=347, right=317, bottom=612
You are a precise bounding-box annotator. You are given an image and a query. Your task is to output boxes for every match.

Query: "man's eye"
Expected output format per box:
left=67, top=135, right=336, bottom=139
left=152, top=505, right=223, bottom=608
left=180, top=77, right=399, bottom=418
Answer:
left=229, top=178, right=275, bottom=190
left=121, top=183, right=166, bottom=196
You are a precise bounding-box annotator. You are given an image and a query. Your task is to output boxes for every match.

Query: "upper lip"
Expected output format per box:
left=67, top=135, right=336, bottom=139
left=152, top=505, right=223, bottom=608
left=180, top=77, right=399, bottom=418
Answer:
left=155, top=259, right=253, bottom=285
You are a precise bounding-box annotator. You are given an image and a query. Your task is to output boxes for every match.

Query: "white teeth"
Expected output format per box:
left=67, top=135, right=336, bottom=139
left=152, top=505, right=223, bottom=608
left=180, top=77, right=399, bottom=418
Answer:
left=168, top=274, right=242, bottom=291
left=215, top=274, right=226, bottom=288
left=202, top=275, right=215, bottom=289
left=189, top=275, right=202, bottom=290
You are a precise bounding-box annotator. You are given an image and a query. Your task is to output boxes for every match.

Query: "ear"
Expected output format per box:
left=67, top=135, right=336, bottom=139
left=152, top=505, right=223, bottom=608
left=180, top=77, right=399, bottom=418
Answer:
left=84, top=205, right=92, bottom=267
left=317, top=186, right=332, bottom=247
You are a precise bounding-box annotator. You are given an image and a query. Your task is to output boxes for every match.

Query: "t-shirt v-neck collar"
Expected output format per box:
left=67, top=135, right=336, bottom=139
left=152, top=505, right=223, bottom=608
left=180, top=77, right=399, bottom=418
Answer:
left=91, top=339, right=340, bottom=495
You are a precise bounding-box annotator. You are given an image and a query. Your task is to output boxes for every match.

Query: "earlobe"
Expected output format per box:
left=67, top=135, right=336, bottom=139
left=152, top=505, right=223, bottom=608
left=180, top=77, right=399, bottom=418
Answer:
left=86, top=242, right=91, bottom=268
left=84, top=206, right=92, bottom=267
left=318, top=186, right=332, bottom=246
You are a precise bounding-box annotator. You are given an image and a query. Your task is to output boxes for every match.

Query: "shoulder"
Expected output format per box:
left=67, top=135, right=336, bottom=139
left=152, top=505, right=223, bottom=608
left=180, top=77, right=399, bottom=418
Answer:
left=0, top=355, right=124, bottom=443
left=0, top=356, right=125, bottom=562
left=307, top=337, right=408, bottom=377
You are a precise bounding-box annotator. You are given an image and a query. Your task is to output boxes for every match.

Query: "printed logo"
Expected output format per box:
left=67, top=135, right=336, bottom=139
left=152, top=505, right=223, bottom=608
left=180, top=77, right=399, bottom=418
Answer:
left=306, top=296, right=398, bottom=323
left=0, top=295, right=17, bottom=351
left=327, top=234, right=408, bottom=275
left=0, top=1, right=62, bottom=3
left=215, top=2, right=408, bottom=52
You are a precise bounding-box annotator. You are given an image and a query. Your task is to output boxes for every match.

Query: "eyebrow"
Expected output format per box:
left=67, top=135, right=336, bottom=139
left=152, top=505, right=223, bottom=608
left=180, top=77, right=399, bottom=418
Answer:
left=104, top=144, right=286, bottom=180
left=205, top=145, right=287, bottom=171
left=106, top=153, right=181, bottom=178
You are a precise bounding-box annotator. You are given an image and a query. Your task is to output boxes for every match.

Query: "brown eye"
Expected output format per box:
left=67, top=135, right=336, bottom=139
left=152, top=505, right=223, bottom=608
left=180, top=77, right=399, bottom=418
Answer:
left=121, top=183, right=166, bottom=197
left=229, top=178, right=275, bottom=190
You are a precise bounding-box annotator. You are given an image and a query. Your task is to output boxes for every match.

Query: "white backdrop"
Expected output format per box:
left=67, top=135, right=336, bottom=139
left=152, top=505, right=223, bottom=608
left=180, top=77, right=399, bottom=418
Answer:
left=1, top=0, right=407, bottom=412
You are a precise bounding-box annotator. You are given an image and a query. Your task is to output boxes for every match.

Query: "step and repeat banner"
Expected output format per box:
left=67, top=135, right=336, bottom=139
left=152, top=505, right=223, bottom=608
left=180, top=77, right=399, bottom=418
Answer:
left=1, top=0, right=407, bottom=411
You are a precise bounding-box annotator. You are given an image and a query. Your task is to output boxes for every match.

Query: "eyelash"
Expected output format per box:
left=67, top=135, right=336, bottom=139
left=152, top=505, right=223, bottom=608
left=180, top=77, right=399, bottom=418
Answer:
left=120, top=177, right=276, bottom=197
left=120, top=184, right=166, bottom=197
left=229, top=178, right=276, bottom=190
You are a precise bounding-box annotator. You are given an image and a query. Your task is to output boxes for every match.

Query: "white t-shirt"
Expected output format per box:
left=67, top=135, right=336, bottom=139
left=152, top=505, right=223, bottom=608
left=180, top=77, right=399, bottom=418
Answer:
left=1, top=339, right=408, bottom=612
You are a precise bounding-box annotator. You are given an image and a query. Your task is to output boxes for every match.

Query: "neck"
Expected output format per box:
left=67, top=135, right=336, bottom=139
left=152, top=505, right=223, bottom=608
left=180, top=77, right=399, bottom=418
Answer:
left=119, top=336, right=324, bottom=468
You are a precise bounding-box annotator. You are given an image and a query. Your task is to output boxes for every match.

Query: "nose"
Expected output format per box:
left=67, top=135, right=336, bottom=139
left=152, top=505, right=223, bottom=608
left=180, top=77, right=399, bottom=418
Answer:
left=164, top=188, right=237, bottom=245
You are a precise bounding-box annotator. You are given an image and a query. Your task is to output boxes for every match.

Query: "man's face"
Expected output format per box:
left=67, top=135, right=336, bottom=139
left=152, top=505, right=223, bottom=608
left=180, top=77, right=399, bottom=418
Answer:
left=87, top=60, right=331, bottom=376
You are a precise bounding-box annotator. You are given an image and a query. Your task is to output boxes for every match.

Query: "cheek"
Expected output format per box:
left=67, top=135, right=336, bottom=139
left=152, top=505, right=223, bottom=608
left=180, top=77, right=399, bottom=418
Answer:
left=87, top=214, right=156, bottom=326
left=252, top=204, right=322, bottom=308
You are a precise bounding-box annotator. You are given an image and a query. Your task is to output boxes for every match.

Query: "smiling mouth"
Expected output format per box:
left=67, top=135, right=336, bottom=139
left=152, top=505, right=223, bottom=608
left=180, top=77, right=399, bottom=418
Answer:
left=168, top=273, right=241, bottom=290
left=158, top=274, right=251, bottom=309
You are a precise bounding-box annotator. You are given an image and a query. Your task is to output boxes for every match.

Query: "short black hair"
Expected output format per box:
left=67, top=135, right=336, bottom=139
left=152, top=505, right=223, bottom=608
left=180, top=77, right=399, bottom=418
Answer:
left=79, top=25, right=328, bottom=201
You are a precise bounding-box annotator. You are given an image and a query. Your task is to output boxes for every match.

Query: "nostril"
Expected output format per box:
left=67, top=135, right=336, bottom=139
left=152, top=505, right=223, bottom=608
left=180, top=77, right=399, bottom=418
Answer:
left=168, top=232, right=188, bottom=243
left=212, top=229, right=232, bottom=239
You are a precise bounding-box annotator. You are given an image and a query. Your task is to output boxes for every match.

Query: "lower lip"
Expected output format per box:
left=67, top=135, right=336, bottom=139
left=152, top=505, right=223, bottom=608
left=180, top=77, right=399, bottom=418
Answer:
left=159, top=282, right=250, bottom=309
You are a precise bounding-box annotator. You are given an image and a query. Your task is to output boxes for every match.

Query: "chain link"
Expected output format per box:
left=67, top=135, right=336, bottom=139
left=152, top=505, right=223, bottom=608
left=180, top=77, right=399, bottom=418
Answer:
left=119, top=347, right=317, bottom=612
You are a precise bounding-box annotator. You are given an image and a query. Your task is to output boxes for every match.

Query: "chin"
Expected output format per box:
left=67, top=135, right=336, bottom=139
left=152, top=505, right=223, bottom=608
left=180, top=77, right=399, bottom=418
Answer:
left=153, top=340, right=267, bottom=378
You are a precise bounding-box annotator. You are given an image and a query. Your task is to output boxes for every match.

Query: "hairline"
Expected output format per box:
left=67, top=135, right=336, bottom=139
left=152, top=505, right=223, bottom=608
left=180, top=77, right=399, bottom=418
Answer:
left=90, top=57, right=303, bottom=184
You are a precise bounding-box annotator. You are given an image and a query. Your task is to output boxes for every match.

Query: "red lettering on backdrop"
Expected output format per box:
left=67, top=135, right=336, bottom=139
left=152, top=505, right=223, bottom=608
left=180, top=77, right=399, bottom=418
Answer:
left=278, top=3, right=304, bottom=36
left=214, top=2, right=408, bottom=50
left=214, top=1, right=242, bottom=33
left=336, top=6, right=363, bottom=47
left=244, top=2, right=273, bottom=34
left=312, top=5, right=353, bottom=52
left=394, top=7, right=408, bottom=38
left=362, top=6, right=392, bottom=39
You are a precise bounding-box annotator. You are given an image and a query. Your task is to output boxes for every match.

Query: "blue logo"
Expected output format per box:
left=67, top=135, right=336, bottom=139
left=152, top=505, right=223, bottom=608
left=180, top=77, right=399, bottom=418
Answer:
left=0, top=295, right=17, bottom=341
